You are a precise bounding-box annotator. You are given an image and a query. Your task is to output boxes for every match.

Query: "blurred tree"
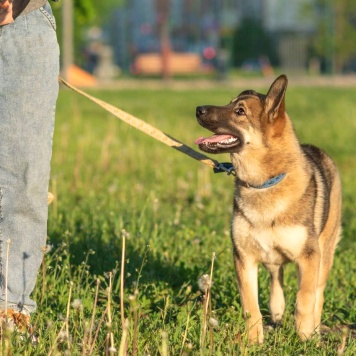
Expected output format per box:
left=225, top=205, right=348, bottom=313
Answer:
left=51, top=0, right=125, bottom=67
left=52, top=0, right=124, bottom=25
left=156, top=0, right=171, bottom=79
left=312, top=0, right=356, bottom=73
left=90, top=0, right=125, bottom=24
left=232, top=18, right=277, bottom=68
left=73, top=0, right=95, bottom=24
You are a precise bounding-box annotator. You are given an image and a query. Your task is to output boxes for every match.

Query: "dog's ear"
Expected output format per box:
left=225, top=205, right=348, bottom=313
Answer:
left=265, top=75, right=288, bottom=124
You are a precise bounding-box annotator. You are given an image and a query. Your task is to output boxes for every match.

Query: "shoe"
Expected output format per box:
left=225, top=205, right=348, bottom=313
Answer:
left=0, top=308, right=38, bottom=344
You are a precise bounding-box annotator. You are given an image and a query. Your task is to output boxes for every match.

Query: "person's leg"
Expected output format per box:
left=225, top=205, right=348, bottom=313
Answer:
left=0, top=3, right=59, bottom=314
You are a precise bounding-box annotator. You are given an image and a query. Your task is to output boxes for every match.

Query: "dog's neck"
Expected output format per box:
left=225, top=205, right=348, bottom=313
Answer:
left=236, top=173, right=286, bottom=189
left=231, top=118, right=304, bottom=189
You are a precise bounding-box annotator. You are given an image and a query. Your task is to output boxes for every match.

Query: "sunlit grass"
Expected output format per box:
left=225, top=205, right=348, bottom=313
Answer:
left=4, top=83, right=355, bottom=354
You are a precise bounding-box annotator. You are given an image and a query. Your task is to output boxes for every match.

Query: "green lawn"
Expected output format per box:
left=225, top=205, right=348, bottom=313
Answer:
left=7, top=83, right=356, bottom=354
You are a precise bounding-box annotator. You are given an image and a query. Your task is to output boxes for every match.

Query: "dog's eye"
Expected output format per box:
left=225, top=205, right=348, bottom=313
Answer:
left=235, top=108, right=245, bottom=116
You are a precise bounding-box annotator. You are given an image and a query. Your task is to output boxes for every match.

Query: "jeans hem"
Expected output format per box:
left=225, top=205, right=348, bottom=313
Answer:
left=0, top=300, right=34, bottom=315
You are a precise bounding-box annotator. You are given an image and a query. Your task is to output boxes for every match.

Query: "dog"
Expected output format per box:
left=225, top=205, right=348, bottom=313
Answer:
left=195, top=75, right=342, bottom=343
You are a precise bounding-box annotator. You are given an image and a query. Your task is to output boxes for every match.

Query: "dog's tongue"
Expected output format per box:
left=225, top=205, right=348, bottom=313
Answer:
left=195, top=134, right=234, bottom=145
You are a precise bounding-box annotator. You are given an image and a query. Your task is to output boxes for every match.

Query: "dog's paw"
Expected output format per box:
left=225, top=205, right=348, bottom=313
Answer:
left=248, top=331, right=264, bottom=344
left=247, top=320, right=264, bottom=344
left=270, top=295, right=285, bottom=324
left=295, top=316, right=316, bottom=341
left=271, top=312, right=284, bottom=324
left=297, top=329, right=317, bottom=341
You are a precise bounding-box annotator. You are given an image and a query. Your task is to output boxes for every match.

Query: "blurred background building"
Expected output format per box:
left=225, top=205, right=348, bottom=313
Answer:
left=53, top=0, right=356, bottom=81
left=108, top=0, right=317, bottom=76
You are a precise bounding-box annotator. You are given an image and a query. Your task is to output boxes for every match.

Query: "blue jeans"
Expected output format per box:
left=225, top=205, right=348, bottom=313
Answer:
left=0, top=3, right=59, bottom=314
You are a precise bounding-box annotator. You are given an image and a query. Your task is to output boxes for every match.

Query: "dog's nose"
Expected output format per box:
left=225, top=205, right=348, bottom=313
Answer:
left=196, top=106, right=207, bottom=116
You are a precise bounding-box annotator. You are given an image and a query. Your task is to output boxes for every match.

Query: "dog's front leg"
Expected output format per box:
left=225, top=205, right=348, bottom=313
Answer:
left=295, top=249, right=320, bottom=341
left=234, top=252, right=263, bottom=344
left=264, top=263, right=285, bottom=323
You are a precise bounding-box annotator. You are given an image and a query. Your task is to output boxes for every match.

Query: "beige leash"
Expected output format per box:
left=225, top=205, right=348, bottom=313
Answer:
left=59, top=77, right=235, bottom=176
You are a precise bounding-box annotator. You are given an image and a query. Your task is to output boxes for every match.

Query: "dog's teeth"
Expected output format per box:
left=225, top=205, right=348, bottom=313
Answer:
left=221, top=137, right=238, bottom=144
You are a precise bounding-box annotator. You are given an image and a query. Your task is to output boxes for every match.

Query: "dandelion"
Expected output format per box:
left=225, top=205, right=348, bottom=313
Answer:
left=58, top=330, right=68, bottom=341
left=209, top=317, right=219, bottom=328
left=58, top=313, right=66, bottom=321
left=121, top=229, right=130, bottom=239
left=41, top=244, right=53, bottom=254
left=198, top=274, right=211, bottom=293
left=72, top=299, right=83, bottom=311
left=104, top=271, right=111, bottom=279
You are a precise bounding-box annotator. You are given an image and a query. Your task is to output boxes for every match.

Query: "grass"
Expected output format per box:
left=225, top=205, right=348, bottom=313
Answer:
left=3, top=82, right=356, bottom=354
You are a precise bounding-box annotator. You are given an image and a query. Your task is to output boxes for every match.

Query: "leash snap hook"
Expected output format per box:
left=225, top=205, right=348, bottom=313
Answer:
left=213, top=162, right=236, bottom=176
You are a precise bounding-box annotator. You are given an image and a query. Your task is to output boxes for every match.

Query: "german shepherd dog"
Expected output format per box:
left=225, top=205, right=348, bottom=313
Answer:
left=195, top=75, right=342, bottom=343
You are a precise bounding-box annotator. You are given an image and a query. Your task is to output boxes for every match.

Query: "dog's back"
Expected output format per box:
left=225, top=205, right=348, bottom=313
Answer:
left=301, top=144, right=341, bottom=242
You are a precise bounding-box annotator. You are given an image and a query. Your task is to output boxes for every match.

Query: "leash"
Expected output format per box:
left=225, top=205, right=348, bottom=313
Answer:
left=58, top=77, right=236, bottom=176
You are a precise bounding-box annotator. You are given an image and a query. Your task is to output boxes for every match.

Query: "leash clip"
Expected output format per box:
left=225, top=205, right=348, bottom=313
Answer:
left=213, top=162, right=236, bottom=176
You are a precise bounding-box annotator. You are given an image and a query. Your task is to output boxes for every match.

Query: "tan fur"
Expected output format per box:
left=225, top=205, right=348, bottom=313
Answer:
left=195, top=75, right=342, bottom=343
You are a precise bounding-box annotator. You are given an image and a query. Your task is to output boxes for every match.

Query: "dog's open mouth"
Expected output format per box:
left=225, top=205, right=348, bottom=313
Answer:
left=195, top=134, right=240, bottom=152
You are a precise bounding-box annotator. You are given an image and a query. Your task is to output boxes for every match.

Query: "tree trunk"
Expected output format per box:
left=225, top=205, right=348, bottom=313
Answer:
left=156, top=0, right=171, bottom=80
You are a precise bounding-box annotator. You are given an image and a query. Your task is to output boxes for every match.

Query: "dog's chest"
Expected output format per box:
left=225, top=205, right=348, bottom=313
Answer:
left=233, top=222, right=308, bottom=263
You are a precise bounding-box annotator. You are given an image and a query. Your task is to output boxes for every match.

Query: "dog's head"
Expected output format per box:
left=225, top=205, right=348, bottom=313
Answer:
left=195, top=75, right=288, bottom=154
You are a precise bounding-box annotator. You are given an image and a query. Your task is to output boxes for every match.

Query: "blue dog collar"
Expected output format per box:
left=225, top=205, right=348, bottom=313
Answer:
left=213, top=162, right=286, bottom=189
left=252, top=173, right=286, bottom=189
